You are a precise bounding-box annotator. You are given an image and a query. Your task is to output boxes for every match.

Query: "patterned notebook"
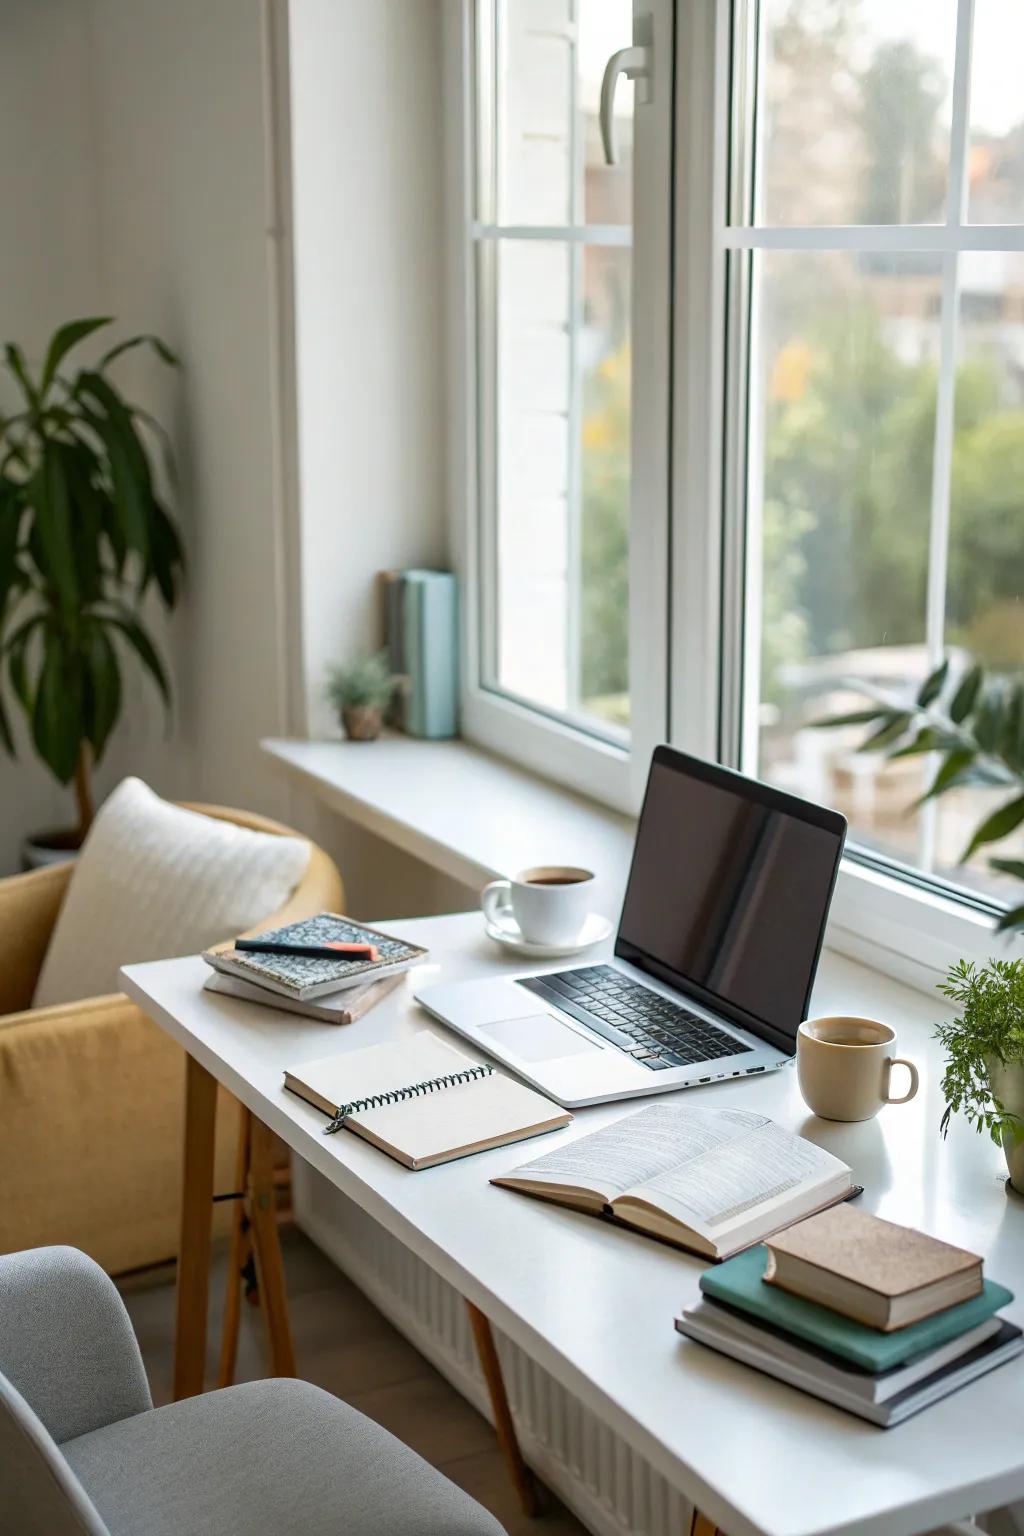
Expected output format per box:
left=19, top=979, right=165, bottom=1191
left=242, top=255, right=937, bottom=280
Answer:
left=203, top=913, right=427, bottom=1000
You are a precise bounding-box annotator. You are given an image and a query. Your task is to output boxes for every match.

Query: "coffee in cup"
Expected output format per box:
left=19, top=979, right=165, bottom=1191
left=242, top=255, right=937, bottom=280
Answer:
left=482, top=866, right=594, bottom=946
left=797, top=1015, right=919, bottom=1122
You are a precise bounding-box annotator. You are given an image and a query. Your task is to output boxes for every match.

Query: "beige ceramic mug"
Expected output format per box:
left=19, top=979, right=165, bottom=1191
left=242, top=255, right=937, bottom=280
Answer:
left=797, top=1015, right=919, bottom=1122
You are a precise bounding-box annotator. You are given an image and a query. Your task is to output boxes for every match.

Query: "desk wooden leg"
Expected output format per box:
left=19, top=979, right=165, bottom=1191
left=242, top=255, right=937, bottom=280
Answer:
left=174, top=1054, right=219, bottom=1400
left=466, top=1300, right=542, bottom=1518
left=249, top=1117, right=297, bottom=1377
left=689, top=1511, right=721, bottom=1536
left=217, top=1107, right=253, bottom=1389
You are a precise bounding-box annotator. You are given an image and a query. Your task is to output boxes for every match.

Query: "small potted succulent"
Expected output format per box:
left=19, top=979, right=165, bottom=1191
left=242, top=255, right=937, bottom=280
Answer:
left=936, top=957, right=1024, bottom=1193
left=326, top=650, right=398, bottom=741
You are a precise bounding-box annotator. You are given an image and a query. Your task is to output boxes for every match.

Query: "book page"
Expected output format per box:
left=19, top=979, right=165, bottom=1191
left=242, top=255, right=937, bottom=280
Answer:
left=287, top=1030, right=476, bottom=1110
left=357, top=1072, right=569, bottom=1167
left=499, top=1103, right=768, bottom=1203
left=630, top=1120, right=849, bottom=1241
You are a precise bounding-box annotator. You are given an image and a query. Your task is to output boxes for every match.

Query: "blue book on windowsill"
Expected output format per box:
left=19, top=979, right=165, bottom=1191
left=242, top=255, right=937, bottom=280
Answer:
left=401, top=569, right=459, bottom=739
left=699, top=1245, right=1014, bottom=1373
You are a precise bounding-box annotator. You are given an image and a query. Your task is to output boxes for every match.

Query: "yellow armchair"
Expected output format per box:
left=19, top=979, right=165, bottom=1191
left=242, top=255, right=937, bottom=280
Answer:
left=0, top=804, right=343, bottom=1276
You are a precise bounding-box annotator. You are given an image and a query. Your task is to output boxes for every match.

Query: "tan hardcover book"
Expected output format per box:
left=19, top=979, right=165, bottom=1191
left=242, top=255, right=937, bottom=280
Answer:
left=284, top=1030, right=571, bottom=1170
left=493, top=1103, right=856, bottom=1261
left=203, top=969, right=402, bottom=1024
left=764, top=1205, right=983, bottom=1331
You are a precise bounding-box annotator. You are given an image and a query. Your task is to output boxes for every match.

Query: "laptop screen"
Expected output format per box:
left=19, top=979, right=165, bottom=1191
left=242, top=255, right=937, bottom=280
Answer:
left=615, top=749, right=846, bottom=1051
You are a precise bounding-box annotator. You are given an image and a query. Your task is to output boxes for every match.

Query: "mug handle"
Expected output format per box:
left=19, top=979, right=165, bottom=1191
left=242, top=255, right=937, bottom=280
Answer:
left=885, top=1057, right=919, bottom=1105
left=482, top=879, right=513, bottom=928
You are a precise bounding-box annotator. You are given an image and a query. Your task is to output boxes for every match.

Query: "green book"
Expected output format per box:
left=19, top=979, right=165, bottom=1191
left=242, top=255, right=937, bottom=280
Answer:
left=699, top=1245, right=1013, bottom=1373
left=400, top=570, right=458, bottom=739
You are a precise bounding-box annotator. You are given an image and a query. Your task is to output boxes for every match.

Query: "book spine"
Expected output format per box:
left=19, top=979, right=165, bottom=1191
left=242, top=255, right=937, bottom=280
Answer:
left=403, top=575, right=426, bottom=736
left=420, top=573, right=458, bottom=738
left=386, top=572, right=407, bottom=729
left=402, top=571, right=458, bottom=739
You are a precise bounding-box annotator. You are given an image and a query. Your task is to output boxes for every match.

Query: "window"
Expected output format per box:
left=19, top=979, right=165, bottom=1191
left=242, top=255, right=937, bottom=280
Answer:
left=464, top=0, right=672, bottom=810
left=454, top=0, right=1023, bottom=944
left=726, top=0, right=1024, bottom=913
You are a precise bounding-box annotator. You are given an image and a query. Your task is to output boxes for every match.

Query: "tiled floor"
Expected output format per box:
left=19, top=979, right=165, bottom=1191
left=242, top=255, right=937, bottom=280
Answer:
left=119, top=1225, right=588, bottom=1536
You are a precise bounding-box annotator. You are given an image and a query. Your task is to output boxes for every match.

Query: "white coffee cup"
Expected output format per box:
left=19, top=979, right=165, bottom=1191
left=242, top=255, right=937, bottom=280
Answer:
left=482, top=866, right=595, bottom=946
left=797, top=1015, right=920, bottom=1122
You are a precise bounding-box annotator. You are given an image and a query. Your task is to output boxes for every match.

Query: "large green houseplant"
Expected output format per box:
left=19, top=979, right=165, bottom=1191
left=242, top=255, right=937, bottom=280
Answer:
left=0, top=318, right=183, bottom=857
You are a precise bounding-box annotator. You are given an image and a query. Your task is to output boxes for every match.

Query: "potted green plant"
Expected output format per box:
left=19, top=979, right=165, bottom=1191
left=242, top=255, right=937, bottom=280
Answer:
left=326, top=650, right=398, bottom=741
left=936, top=957, right=1024, bottom=1193
left=0, top=318, right=183, bottom=864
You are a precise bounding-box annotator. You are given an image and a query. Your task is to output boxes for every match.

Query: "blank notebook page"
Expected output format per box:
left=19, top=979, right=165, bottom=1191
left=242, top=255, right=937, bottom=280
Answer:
left=287, top=1031, right=568, bottom=1166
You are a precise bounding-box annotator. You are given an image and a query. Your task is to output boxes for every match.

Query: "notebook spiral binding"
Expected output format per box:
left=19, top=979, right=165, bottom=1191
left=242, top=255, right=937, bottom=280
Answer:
left=324, top=1062, right=495, bottom=1135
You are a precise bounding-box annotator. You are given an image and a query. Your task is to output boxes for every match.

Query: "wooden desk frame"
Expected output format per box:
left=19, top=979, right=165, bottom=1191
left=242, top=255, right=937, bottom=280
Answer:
left=175, top=1055, right=553, bottom=1522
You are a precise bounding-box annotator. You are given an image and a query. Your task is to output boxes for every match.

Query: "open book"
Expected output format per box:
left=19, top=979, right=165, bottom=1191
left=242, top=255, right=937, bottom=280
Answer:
left=284, top=1030, right=571, bottom=1170
left=493, top=1103, right=855, bottom=1260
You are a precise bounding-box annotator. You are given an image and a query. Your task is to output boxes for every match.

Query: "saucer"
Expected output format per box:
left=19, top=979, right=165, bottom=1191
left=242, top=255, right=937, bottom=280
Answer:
left=482, top=910, right=613, bottom=959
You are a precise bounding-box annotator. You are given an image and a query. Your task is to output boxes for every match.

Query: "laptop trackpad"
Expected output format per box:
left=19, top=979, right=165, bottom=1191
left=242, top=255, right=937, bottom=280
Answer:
left=479, top=1013, right=602, bottom=1062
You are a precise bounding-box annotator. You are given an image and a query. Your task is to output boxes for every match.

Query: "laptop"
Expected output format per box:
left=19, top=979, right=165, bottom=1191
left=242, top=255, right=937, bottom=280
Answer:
left=415, top=746, right=847, bottom=1109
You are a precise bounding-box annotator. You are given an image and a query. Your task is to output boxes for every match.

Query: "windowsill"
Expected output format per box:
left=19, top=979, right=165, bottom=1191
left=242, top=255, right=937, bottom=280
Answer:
left=262, top=734, right=1018, bottom=996
left=262, top=734, right=637, bottom=919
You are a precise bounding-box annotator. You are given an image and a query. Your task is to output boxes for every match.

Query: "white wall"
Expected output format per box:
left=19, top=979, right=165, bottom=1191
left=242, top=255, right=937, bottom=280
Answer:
left=0, top=0, right=105, bottom=870
left=88, top=0, right=290, bottom=817
left=284, top=0, right=463, bottom=914
left=288, top=0, right=449, bottom=737
left=0, top=0, right=460, bottom=917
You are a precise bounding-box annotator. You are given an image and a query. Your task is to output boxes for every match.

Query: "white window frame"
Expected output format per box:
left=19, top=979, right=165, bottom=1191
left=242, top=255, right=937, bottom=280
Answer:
left=445, top=0, right=673, bottom=816
left=674, top=0, right=1023, bottom=984
left=446, top=0, right=1023, bottom=986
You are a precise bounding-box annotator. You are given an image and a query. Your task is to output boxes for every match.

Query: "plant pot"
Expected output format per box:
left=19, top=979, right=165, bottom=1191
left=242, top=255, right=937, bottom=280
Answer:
left=341, top=705, right=384, bottom=741
left=21, top=827, right=82, bottom=872
left=987, top=1055, right=1024, bottom=1195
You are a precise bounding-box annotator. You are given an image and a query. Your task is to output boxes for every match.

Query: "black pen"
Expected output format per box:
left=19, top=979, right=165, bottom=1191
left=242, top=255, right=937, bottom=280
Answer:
left=235, top=938, right=379, bottom=961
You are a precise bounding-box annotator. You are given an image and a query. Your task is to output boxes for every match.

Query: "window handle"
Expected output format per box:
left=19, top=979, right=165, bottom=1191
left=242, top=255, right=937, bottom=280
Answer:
left=599, top=15, right=653, bottom=166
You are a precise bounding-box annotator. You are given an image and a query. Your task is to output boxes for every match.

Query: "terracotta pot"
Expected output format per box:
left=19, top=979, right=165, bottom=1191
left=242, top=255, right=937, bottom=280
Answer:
left=341, top=705, right=384, bottom=741
left=987, top=1054, right=1024, bottom=1195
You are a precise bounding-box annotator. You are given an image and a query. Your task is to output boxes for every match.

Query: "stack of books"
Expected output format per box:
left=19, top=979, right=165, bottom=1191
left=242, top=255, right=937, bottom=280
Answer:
left=676, top=1204, right=1021, bottom=1426
left=202, top=913, right=428, bottom=1024
left=380, top=568, right=459, bottom=738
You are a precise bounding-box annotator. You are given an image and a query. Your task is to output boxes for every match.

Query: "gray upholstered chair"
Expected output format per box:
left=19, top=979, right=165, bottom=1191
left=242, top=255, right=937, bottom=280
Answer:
left=0, top=1246, right=506, bottom=1536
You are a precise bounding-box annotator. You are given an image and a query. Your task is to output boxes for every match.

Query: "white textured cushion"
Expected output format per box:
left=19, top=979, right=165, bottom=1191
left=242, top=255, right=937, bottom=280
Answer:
left=34, top=778, right=310, bottom=1008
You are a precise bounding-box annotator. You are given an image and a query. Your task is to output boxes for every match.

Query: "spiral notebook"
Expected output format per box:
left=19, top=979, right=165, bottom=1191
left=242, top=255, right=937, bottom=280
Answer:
left=283, top=1031, right=572, bottom=1170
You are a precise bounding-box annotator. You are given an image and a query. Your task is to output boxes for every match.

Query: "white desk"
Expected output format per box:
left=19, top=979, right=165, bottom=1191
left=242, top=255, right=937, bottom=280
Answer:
left=122, top=915, right=1024, bottom=1536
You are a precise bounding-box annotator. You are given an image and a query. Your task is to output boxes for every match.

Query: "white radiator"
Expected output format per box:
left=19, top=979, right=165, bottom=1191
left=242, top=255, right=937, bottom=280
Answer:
left=293, top=1160, right=694, bottom=1536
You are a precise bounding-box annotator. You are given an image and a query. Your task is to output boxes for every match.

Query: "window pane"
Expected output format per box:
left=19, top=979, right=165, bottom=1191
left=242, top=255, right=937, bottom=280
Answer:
left=750, top=250, right=941, bottom=869
left=494, top=0, right=632, bottom=225
left=753, top=0, right=956, bottom=226
left=936, top=252, right=1024, bottom=898
left=579, top=2, right=634, bottom=225
left=495, top=241, right=572, bottom=711
left=493, top=240, right=631, bottom=728
left=968, top=0, right=1024, bottom=224
left=580, top=246, right=631, bottom=726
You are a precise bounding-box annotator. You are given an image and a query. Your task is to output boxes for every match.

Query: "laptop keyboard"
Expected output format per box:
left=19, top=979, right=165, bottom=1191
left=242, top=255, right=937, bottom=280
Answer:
left=518, top=965, right=751, bottom=1071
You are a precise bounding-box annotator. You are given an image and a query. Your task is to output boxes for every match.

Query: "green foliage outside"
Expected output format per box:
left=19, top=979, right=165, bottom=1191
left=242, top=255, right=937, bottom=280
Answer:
left=762, top=304, right=1024, bottom=694
left=576, top=284, right=1024, bottom=722
left=574, top=3, right=1023, bottom=740
left=580, top=338, right=630, bottom=725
